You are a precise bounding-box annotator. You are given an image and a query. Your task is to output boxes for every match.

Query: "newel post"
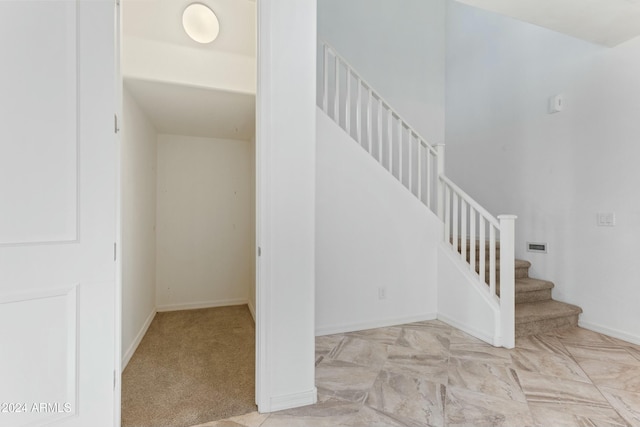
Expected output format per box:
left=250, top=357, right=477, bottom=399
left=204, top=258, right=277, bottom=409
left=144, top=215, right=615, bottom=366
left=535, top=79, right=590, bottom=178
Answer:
left=436, top=144, right=446, bottom=223
left=498, top=214, right=517, bottom=349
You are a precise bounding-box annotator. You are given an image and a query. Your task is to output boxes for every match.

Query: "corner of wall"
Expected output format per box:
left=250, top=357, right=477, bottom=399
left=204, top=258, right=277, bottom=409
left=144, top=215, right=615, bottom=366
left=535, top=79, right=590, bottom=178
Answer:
left=122, top=307, right=156, bottom=371
left=121, top=86, right=159, bottom=363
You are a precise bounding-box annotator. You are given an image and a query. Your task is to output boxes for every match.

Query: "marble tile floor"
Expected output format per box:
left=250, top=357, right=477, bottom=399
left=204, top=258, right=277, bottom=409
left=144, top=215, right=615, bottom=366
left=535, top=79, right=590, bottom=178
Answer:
left=193, top=320, right=640, bottom=427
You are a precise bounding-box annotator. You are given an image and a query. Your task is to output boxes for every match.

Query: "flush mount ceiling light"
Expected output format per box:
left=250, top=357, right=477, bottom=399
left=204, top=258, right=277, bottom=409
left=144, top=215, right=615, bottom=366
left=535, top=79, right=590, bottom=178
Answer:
left=182, top=3, right=220, bottom=44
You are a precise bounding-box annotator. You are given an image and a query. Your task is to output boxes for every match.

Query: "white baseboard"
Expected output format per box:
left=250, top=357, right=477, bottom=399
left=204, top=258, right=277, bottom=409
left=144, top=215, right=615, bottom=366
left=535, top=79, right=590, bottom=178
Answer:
left=268, top=387, right=317, bottom=412
left=315, top=313, right=438, bottom=336
left=247, top=299, right=256, bottom=322
left=579, top=320, right=640, bottom=346
left=122, top=308, right=156, bottom=371
left=156, top=298, right=249, bottom=312
left=437, top=313, right=496, bottom=346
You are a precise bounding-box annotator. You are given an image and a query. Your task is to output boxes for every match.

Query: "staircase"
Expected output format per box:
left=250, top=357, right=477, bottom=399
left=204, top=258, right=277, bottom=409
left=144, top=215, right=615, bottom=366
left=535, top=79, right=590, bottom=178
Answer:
left=464, top=241, right=583, bottom=337
left=513, top=260, right=583, bottom=337
left=319, top=41, right=582, bottom=348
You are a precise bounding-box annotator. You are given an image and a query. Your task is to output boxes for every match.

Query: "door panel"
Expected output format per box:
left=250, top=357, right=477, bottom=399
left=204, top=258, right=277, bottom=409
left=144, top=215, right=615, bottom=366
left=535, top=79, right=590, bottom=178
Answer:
left=0, top=1, right=117, bottom=426
left=0, top=0, right=78, bottom=245
left=0, top=288, right=77, bottom=427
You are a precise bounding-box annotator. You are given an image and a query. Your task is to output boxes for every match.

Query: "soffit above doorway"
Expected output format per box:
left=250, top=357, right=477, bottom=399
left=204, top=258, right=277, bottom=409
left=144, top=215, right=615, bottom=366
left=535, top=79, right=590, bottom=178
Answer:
left=125, top=78, right=255, bottom=141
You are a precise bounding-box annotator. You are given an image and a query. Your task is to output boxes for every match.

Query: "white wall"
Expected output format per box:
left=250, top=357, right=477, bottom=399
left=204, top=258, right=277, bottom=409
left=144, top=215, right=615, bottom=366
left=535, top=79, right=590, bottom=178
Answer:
left=317, top=0, right=445, bottom=144
left=446, top=2, right=640, bottom=344
left=155, top=134, right=254, bottom=312
left=256, top=0, right=317, bottom=412
left=316, top=110, right=440, bottom=335
left=121, top=86, right=158, bottom=367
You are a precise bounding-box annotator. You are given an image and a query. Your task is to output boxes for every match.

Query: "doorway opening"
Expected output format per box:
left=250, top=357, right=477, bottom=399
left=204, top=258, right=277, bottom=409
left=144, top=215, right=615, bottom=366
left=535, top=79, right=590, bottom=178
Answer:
left=119, top=1, right=257, bottom=425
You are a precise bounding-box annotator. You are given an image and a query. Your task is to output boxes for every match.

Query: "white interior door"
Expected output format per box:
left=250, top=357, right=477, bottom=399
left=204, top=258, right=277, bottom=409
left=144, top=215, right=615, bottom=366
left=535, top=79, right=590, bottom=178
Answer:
left=0, top=1, right=118, bottom=426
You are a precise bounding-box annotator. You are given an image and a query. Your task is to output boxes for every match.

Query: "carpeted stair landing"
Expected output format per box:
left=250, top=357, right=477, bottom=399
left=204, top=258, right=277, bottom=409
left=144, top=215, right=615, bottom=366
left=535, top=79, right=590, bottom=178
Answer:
left=463, top=241, right=583, bottom=338
left=121, top=305, right=256, bottom=427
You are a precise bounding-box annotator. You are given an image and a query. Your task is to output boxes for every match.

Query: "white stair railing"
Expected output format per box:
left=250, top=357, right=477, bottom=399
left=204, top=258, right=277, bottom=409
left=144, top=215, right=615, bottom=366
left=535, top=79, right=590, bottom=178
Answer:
left=320, top=43, right=442, bottom=216
left=440, top=176, right=516, bottom=347
left=319, top=42, right=516, bottom=348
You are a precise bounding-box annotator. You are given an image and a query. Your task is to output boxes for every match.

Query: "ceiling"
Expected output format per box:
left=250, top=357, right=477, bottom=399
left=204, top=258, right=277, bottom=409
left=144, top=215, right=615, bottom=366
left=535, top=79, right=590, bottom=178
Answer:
left=123, top=0, right=640, bottom=140
left=122, top=0, right=256, bottom=141
left=455, top=0, right=640, bottom=47
left=123, top=0, right=640, bottom=52
left=123, top=0, right=256, bottom=57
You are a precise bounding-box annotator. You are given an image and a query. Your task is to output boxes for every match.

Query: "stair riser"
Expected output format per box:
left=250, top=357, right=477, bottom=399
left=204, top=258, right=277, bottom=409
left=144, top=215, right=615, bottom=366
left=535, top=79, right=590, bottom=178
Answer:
left=455, top=244, right=501, bottom=259
left=454, top=239, right=500, bottom=248
left=496, top=287, right=552, bottom=303
left=515, top=314, right=579, bottom=338
left=463, top=248, right=501, bottom=257
left=458, top=249, right=501, bottom=259
left=474, top=266, right=530, bottom=281
left=461, top=256, right=502, bottom=265
left=516, top=267, right=529, bottom=279
left=474, top=265, right=529, bottom=274
left=515, top=289, right=552, bottom=304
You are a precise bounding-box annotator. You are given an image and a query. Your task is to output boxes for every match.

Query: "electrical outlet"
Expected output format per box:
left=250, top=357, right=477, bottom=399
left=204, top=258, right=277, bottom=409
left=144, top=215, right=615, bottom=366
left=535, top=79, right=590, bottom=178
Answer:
left=378, top=287, right=387, bottom=300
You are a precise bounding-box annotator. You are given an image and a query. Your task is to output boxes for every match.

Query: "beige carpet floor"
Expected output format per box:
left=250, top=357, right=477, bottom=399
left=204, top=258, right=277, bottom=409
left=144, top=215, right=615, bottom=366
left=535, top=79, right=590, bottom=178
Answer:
left=122, top=305, right=257, bottom=427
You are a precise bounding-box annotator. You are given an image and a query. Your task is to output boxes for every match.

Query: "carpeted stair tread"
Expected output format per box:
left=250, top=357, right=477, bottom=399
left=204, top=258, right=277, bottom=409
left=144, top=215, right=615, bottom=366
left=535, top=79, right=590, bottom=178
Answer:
left=516, top=299, right=583, bottom=324
left=458, top=243, right=500, bottom=258
left=451, top=238, right=583, bottom=337
left=516, top=277, right=554, bottom=293
left=476, top=259, right=531, bottom=270
left=477, top=259, right=531, bottom=283
left=514, top=277, right=554, bottom=303
left=458, top=239, right=500, bottom=251
left=515, top=299, right=582, bottom=337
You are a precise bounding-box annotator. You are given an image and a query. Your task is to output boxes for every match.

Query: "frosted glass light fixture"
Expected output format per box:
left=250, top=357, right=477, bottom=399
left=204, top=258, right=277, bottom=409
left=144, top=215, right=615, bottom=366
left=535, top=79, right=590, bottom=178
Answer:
left=182, top=3, right=220, bottom=44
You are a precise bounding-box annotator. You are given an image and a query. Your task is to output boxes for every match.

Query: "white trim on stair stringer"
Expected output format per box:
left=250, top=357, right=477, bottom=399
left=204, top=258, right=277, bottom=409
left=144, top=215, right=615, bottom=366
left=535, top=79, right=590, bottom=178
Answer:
left=437, top=312, right=496, bottom=346
left=156, top=298, right=249, bottom=312
left=269, top=387, right=318, bottom=412
left=122, top=308, right=156, bottom=371
left=579, top=320, right=640, bottom=346
left=315, top=313, right=437, bottom=336
left=437, top=242, right=501, bottom=346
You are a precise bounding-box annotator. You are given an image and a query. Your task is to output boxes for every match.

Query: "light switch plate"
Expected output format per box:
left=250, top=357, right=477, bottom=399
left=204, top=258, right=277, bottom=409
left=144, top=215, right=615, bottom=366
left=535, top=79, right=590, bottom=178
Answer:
left=597, top=212, right=615, bottom=226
